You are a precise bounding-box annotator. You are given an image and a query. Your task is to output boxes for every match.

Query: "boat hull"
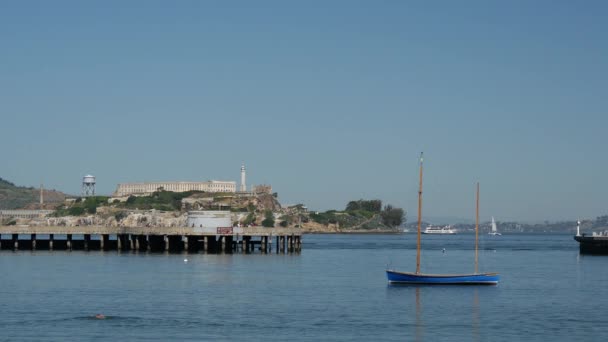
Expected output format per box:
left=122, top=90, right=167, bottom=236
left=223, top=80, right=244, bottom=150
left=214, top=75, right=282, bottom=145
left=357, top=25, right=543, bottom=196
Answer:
left=386, top=270, right=499, bottom=285
left=574, top=235, right=608, bottom=255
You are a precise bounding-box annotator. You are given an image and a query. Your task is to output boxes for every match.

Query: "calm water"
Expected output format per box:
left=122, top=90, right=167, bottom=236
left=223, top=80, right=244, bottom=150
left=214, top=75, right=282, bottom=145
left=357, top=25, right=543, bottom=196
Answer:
left=0, top=234, right=606, bottom=341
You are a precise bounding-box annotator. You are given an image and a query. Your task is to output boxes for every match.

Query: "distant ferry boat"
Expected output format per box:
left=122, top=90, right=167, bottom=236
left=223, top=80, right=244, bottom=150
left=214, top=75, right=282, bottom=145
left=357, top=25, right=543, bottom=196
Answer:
left=422, top=224, right=455, bottom=234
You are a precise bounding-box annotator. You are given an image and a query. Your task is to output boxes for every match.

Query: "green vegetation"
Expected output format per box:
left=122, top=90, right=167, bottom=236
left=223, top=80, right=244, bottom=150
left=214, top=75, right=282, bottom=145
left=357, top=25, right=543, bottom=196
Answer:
left=262, top=210, right=275, bottom=227
left=0, top=178, right=15, bottom=187
left=310, top=199, right=405, bottom=229
left=242, top=212, right=256, bottom=226
left=309, top=210, right=375, bottom=228
left=310, top=210, right=339, bottom=225
left=52, top=196, right=109, bottom=216
left=1, top=177, right=68, bottom=210
left=119, top=190, right=203, bottom=211
left=380, top=205, right=405, bottom=227
left=114, top=211, right=128, bottom=221
left=278, top=213, right=296, bottom=226
left=0, top=177, right=37, bottom=209
left=83, top=196, right=109, bottom=214
left=45, top=190, right=269, bottom=218
left=68, top=207, right=85, bottom=216
left=345, top=199, right=382, bottom=212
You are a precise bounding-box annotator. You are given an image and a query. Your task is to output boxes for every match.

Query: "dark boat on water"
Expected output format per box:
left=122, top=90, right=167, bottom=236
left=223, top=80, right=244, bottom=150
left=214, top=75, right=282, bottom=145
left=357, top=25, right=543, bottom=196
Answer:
left=574, top=220, right=608, bottom=255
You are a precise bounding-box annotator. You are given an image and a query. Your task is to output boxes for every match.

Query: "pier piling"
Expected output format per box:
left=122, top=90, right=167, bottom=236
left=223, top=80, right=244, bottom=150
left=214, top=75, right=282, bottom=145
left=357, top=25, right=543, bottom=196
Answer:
left=148, top=235, right=164, bottom=252
left=0, top=226, right=302, bottom=255
left=244, top=236, right=251, bottom=253
left=100, top=234, right=107, bottom=250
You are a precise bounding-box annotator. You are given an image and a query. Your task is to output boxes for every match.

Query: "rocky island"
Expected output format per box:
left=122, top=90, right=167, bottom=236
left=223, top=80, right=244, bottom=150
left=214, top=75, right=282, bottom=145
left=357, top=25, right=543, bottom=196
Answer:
left=0, top=177, right=405, bottom=234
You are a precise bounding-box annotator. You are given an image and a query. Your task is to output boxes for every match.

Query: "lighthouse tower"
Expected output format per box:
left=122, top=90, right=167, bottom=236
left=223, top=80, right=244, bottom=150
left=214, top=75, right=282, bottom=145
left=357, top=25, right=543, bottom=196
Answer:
left=240, top=164, right=247, bottom=192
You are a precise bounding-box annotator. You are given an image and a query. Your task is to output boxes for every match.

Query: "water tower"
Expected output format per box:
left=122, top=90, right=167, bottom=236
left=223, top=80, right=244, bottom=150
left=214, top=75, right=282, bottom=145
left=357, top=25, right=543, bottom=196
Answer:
left=82, top=175, right=96, bottom=197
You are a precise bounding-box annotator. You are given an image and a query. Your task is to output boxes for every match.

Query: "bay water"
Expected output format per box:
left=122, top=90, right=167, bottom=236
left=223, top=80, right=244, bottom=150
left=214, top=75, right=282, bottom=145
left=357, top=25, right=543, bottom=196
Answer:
left=0, top=233, right=606, bottom=341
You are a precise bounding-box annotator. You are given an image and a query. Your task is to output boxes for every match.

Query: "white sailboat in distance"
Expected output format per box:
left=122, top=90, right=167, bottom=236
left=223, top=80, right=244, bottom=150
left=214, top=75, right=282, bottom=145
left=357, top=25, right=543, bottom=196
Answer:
left=488, top=216, right=501, bottom=236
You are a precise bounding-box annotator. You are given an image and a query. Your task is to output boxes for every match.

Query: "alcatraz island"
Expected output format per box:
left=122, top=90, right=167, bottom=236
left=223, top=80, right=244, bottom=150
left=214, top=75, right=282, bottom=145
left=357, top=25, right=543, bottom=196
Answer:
left=0, top=167, right=405, bottom=234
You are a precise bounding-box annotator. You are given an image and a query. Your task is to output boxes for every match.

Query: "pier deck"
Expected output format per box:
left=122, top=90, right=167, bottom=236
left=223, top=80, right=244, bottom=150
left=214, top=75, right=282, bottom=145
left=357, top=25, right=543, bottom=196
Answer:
left=0, top=226, right=302, bottom=253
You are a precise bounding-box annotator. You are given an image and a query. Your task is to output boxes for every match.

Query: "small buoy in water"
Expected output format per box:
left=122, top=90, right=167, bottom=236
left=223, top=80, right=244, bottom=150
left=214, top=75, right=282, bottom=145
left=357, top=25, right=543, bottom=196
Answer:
left=94, top=314, right=106, bottom=320
left=442, top=248, right=446, bottom=253
left=184, top=258, right=188, bottom=263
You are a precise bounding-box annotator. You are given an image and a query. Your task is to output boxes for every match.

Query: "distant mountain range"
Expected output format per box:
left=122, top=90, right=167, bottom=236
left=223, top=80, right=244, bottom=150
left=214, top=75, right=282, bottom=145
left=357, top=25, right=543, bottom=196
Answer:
left=0, top=177, right=67, bottom=209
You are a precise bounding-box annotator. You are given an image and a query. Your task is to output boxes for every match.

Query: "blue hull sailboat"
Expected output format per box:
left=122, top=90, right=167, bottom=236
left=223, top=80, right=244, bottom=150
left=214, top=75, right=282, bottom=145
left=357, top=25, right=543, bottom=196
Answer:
left=386, top=270, right=499, bottom=285
left=386, top=153, right=499, bottom=285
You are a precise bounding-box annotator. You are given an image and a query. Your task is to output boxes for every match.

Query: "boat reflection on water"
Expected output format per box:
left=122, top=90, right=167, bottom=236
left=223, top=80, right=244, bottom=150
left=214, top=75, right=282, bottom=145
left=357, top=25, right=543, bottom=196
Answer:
left=472, top=288, right=480, bottom=342
left=388, top=285, right=485, bottom=342
left=415, top=287, right=422, bottom=342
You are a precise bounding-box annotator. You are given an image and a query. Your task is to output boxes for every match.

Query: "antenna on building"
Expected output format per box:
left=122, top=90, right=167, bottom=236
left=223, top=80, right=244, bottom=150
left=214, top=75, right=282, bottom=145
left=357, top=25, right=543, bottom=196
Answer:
left=40, top=183, right=44, bottom=209
left=82, top=175, right=96, bottom=197
left=240, top=164, right=247, bottom=192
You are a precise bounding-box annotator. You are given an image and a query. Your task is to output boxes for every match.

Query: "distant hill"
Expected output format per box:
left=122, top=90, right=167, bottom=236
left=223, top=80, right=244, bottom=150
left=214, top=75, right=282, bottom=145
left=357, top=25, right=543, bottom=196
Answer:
left=404, top=216, right=608, bottom=234
left=0, top=177, right=67, bottom=209
left=424, top=216, right=475, bottom=225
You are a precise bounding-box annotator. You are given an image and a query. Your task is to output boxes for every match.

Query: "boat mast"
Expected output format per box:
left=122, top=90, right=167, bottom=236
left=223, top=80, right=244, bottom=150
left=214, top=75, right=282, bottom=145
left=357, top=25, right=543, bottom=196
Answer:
left=475, top=182, right=479, bottom=274
left=416, top=152, right=424, bottom=274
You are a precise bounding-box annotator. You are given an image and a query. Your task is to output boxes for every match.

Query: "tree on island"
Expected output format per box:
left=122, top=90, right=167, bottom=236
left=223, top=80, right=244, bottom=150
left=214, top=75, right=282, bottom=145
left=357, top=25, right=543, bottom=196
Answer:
left=262, top=210, right=275, bottom=227
left=345, top=199, right=382, bottom=212
left=344, top=200, right=405, bottom=227
left=381, top=205, right=405, bottom=227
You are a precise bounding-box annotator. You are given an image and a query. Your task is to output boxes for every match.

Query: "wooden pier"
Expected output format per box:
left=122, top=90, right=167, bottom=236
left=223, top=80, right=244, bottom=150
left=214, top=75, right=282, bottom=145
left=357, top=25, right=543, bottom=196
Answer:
left=0, top=226, right=302, bottom=254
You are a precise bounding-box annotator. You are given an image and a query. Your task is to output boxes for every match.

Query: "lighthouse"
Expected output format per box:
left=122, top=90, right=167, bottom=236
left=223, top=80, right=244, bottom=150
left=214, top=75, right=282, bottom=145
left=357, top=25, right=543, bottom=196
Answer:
left=240, top=164, right=247, bottom=192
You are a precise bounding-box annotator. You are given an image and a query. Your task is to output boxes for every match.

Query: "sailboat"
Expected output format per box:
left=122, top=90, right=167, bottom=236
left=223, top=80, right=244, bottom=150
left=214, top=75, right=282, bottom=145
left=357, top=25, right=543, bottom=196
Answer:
left=386, top=153, right=499, bottom=285
left=488, top=216, right=501, bottom=236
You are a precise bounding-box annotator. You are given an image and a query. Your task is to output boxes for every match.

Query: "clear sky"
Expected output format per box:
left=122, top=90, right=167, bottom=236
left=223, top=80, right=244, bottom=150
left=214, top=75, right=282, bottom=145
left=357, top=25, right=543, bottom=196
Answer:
left=1, top=1, right=606, bottom=222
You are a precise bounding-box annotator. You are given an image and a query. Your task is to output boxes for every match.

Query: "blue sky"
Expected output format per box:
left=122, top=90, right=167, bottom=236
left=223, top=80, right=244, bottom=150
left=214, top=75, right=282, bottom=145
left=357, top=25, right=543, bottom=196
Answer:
left=1, top=1, right=606, bottom=222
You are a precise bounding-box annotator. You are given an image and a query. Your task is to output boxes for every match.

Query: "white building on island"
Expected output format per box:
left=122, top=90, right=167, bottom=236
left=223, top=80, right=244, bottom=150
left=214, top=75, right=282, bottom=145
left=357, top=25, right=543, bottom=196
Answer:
left=113, top=180, right=236, bottom=197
